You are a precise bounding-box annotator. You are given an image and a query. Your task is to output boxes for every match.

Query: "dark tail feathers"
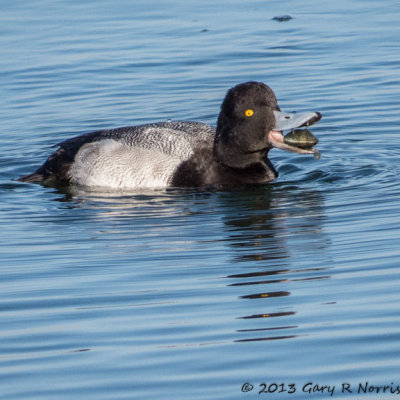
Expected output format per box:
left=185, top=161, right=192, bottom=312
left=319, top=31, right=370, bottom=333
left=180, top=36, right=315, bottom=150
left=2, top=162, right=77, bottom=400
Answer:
left=17, top=171, right=45, bottom=182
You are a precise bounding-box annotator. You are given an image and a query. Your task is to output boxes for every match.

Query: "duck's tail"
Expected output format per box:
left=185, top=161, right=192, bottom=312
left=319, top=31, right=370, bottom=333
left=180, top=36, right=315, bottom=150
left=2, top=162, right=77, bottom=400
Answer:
left=17, top=148, right=72, bottom=185
left=17, top=171, right=45, bottom=182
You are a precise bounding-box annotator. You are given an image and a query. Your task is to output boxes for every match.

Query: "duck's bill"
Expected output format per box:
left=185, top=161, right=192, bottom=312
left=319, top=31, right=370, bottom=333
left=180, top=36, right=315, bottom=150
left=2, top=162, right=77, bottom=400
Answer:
left=270, top=110, right=322, bottom=155
left=273, top=110, right=322, bottom=131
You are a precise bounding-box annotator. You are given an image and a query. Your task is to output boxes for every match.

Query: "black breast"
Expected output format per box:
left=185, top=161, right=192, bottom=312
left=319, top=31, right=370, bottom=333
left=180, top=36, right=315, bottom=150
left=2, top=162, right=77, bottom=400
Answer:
left=171, top=147, right=278, bottom=188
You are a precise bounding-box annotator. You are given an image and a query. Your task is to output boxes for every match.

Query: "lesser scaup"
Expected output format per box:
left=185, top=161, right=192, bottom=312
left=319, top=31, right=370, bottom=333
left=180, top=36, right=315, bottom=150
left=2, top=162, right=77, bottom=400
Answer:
left=18, top=81, right=322, bottom=189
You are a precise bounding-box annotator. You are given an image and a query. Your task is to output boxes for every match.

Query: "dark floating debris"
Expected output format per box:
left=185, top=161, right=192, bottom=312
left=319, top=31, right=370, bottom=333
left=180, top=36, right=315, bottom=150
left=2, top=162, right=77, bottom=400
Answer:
left=284, top=129, right=319, bottom=149
left=272, top=15, right=293, bottom=22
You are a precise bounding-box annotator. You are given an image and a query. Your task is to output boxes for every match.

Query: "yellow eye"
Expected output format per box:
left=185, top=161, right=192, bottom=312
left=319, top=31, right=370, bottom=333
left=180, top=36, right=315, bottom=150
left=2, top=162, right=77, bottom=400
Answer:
left=245, top=109, right=254, bottom=117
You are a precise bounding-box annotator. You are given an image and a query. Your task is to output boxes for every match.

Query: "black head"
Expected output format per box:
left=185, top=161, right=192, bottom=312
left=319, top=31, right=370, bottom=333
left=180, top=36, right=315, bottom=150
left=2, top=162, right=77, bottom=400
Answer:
left=214, top=81, right=280, bottom=169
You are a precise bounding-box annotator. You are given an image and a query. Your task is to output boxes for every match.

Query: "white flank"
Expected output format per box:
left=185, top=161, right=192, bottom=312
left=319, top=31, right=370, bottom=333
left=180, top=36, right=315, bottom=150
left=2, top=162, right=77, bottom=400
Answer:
left=68, top=139, right=183, bottom=188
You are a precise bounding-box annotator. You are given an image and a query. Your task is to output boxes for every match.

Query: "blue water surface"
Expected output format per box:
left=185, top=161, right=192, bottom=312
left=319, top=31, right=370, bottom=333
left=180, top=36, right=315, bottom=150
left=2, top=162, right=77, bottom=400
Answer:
left=1, top=0, right=400, bottom=399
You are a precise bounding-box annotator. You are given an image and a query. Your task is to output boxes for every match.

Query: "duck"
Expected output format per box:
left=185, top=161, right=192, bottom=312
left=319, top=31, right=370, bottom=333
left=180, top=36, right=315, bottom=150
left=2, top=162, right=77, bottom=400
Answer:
left=18, top=81, right=322, bottom=189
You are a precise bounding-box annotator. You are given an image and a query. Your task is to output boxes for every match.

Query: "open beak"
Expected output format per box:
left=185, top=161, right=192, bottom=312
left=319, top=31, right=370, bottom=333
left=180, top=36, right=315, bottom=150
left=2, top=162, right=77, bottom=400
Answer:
left=268, top=110, right=322, bottom=155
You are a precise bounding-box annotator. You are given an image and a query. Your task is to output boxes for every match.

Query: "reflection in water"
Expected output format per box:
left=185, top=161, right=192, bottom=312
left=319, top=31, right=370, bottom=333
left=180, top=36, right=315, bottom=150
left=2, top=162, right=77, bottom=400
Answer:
left=228, top=267, right=330, bottom=286
left=240, top=311, right=296, bottom=319
left=236, top=335, right=298, bottom=342
left=50, top=185, right=216, bottom=221
left=220, top=186, right=331, bottom=342
left=48, top=183, right=331, bottom=345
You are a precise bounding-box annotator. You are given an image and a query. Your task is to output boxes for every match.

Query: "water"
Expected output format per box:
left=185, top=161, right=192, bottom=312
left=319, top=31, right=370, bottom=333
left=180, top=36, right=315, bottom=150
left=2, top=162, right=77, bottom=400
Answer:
left=1, top=0, right=400, bottom=399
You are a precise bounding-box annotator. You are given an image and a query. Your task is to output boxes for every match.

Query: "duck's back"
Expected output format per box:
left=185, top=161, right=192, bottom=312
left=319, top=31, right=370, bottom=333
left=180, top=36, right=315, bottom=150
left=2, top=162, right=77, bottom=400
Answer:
left=19, top=121, right=215, bottom=188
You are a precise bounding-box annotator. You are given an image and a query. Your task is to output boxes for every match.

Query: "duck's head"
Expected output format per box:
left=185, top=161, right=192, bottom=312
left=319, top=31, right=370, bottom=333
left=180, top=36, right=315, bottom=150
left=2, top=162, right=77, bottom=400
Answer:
left=214, top=81, right=322, bottom=170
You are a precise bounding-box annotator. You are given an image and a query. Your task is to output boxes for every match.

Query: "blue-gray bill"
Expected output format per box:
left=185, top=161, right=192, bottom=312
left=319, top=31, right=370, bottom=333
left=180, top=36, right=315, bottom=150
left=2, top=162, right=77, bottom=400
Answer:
left=270, top=110, right=322, bottom=158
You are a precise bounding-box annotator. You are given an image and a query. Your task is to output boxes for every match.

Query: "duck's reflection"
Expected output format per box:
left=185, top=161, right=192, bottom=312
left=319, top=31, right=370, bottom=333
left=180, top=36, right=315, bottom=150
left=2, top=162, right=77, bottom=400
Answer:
left=219, top=185, right=330, bottom=343
left=51, top=183, right=330, bottom=344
